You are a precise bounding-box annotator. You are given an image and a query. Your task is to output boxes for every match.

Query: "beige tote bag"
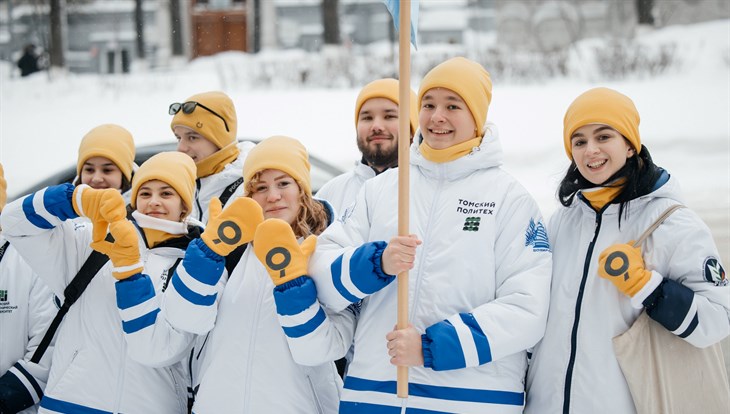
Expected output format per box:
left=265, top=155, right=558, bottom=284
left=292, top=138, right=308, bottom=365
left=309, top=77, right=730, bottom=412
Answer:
left=612, top=205, right=730, bottom=414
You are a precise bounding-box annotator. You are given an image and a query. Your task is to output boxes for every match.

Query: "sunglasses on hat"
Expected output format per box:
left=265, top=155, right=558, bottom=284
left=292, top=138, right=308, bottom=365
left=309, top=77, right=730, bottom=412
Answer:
left=169, top=101, right=230, bottom=132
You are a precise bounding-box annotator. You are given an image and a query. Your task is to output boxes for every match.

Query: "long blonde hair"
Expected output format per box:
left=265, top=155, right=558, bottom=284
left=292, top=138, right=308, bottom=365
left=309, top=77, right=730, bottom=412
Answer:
left=245, top=171, right=328, bottom=238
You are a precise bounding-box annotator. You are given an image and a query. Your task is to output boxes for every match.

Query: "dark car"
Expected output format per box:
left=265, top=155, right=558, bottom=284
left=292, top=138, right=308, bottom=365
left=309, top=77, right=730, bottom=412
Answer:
left=10, top=140, right=343, bottom=201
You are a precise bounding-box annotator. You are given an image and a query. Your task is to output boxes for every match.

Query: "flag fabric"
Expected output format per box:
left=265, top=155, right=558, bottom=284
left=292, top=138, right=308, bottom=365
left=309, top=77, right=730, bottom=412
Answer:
left=383, top=0, right=419, bottom=48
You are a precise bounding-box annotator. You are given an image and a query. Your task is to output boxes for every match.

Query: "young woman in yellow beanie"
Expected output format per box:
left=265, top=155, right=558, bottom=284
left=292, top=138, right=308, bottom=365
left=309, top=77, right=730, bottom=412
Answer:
left=152, top=135, right=345, bottom=413
left=0, top=151, right=205, bottom=413
left=525, top=88, right=729, bottom=413
left=169, top=91, right=255, bottom=223
left=301, top=57, right=551, bottom=413
left=73, top=123, right=136, bottom=194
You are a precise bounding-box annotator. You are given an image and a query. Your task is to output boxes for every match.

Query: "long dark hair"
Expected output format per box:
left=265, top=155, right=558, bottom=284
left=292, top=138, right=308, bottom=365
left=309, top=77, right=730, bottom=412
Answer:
left=558, top=143, right=662, bottom=223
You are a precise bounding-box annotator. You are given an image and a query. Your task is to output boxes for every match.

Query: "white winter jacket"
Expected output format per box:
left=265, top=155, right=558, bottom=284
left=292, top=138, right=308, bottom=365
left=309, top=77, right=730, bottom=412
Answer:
left=1, top=185, right=191, bottom=414
left=315, top=161, right=376, bottom=217
left=525, top=172, right=730, bottom=414
left=164, top=238, right=342, bottom=414
left=309, top=124, right=552, bottom=413
left=192, top=141, right=254, bottom=223
left=0, top=236, right=55, bottom=414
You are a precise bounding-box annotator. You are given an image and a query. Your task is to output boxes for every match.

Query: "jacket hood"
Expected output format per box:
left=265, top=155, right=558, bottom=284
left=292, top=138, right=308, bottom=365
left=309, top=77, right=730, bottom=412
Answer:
left=411, top=122, right=504, bottom=181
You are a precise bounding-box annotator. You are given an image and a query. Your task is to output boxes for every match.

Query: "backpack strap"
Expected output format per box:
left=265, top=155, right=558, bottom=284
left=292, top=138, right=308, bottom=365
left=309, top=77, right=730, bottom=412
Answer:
left=0, top=241, right=10, bottom=264
left=218, top=177, right=243, bottom=207
left=30, top=234, right=113, bottom=364
left=224, top=243, right=247, bottom=278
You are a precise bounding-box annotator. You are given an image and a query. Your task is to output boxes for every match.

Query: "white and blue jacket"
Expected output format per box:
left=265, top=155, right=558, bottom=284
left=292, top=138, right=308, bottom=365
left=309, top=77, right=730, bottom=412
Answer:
left=0, top=236, right=56, bottom=414
left=1, top=184, right=190, bottom=414
left=308, top=124, right=553, bottom=414
left=316, top=160, right=376, bottom=217
left=525, top=172, right=730, bottom=414
left=163, top=200, right=343, bottom=414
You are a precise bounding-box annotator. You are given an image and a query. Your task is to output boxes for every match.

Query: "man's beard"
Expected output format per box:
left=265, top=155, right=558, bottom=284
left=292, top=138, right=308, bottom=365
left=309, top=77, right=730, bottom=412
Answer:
left=357, top=136, right=398, bottom=169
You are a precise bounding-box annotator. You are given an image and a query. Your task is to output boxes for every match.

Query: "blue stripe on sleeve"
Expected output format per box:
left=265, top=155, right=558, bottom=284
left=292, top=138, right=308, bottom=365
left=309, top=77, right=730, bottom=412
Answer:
left=41, top=396, right=113, bottom=413
left=281, top=307, right=326, bottom=338
left=343, top=376, right=524, bottom=406
left=115, top=273, right=155, bottom=310
left=43, top=183, right=77, bottom=220
left=678, top=313, right=699, bottom=338
left=647, top=278, right=695, bottom=332
left=12, top=362, right=43, bottom=399
left=122, top=309, right=160, bottom=334
left=170, top=272, right=217, bottom=306
left=273, top=276, right=317, bottom=316
left=331, top=255, right=362, bottom=303
left=459, top=313, right=493, bottom=364
left=423, top=320, right=466, bottom=370
left=22, top=194, right=53, bottom=229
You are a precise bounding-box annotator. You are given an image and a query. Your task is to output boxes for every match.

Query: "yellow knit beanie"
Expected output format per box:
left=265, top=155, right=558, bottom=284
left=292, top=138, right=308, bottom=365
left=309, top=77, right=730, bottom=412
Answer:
left=243, top=136, right=311, bottom=196
left=77, top=124, right=136, bottom=181
left=418, top=57, right=493, bottom=137
left=0, top=163, right=7, bottom=212
left=563, top=87, right=641, bottom=159
left=170, top=91, right=238, bottom=149
left=354, top=78, right=419, bottom=135
left=131, top=152, right=197, bottom=213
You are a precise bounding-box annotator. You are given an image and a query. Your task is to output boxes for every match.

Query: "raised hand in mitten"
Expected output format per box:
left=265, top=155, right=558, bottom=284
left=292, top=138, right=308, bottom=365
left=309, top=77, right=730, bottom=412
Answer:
left=91, top=219, right=143, bottom=280
left=72, top=184, right=127, bottom=243
left=253, top=218, right=317, bottom=286
left=598, top=242, right=662, bottom=308
left=201, top=197, right=264, bottom=257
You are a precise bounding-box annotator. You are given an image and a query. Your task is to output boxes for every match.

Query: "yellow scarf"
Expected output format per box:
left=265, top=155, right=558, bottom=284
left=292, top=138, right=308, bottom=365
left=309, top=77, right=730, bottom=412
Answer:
left=142, top=228, right=177, bottom=248
left=196, top=142, right=240, bottom=178
left=419, top=137, right=482, bottom=163
left=582, top=179, right=626, bottom=211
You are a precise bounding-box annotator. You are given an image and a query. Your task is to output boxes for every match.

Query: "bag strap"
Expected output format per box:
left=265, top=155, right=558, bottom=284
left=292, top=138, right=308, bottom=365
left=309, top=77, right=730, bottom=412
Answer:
left=218, top=177, right=243, bottom=207
left=30, top=234, right=113, bottom=364
left=0, top=241, right=10, bottom=264
left=632, top=204, right=685, bottom=248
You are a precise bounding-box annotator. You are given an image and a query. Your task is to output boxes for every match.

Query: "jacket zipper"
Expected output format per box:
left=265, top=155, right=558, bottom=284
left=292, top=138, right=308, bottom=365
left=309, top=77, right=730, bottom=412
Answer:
left=114, top=340, right=127, bottom=414
left=305, top=374, right=324, bottom=414
left=242, top=274, right=264, bottom=411
left=562, top=211, right=603, bottom=414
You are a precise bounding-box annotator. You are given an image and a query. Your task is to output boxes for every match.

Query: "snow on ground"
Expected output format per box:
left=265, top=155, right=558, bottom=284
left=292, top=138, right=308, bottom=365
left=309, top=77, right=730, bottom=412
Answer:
left=1, top=19, right=728, bottom=262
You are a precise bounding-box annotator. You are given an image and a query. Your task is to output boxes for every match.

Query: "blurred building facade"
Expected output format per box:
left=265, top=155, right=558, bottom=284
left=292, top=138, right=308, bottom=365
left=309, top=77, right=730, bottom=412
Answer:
left=0, top=0, right=726, bottom=74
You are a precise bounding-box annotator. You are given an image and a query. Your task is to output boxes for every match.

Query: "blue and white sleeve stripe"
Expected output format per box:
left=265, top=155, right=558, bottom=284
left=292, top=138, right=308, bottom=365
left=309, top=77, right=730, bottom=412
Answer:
left=330, top=241, right=393, bottom=303
left=116, top=274, right=160, bottom=334
left=645, top=278, right=699, bottom=338
left=423, top=313, right=493, bottom=371
left=274, top=277, right=326, bottom=338
left=169, top=239, right=223, bottom=306
left=21, top=184, right=77, bottom=229
left=0, top=362, right=44, bottom=412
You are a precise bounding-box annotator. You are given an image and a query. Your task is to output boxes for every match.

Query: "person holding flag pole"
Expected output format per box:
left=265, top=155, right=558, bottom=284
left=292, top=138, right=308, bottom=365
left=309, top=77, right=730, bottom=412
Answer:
left=304, top=46, right=552, bottom=414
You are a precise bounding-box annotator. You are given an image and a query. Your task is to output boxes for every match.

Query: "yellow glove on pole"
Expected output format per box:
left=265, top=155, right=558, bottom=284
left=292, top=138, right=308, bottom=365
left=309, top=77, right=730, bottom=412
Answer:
left=91, top=220, right=144, bottom=280
left=253, top=218, right=317, bottom=286
left=201, top=197, right=264, bottom=257
left=598, top=242, right=652, bottom=297
left=72, top=185, right=127, bottom=243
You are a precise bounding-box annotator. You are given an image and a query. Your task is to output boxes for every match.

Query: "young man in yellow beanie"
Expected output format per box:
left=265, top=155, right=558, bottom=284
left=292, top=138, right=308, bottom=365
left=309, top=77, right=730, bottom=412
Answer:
left=170, top=91, right=254, bottom=223
left=316, top=78, right=418, bottom=215
left=0, top=162, right=56, bottom=413
left=526, top=88, right=729, bottom=414
left=160, top=135, right=344, bottom=413
left=74, top=123, right=136, bottom=195
left=306, top=57, right=552, bottom=413
left=0, top=151, right=206, bottom=413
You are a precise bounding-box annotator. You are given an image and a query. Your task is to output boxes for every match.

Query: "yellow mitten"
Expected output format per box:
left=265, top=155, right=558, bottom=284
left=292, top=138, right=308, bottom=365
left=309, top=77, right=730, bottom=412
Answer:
left=72, top=185, right=127, bottom=243
left=253, top=218, right=317, bottom=286
left=91, top=220, right=143, bottom=280
left=201, top=197, right=264, bottom=256
left=598, top=242, right=652, bottom=297
left=0, top=163, right=7, bottom=212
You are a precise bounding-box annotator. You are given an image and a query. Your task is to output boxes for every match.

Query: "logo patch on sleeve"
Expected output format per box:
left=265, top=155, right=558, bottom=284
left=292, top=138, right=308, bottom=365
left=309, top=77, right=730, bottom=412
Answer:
left=703, top=257, right=727, bottom=286
left=525, top=218, right=550, bottom=252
